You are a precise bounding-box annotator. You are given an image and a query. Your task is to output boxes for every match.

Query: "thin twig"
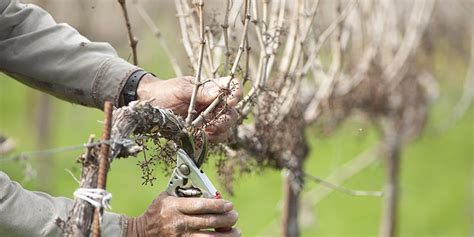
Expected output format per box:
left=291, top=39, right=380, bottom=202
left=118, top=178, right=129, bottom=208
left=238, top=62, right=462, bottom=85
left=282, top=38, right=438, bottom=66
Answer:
left=192, top=93, right=224, bottom=127
left=65, top=168, right=81, bottom=184
left=191, top=0, right=252, bottom=127
left=303, top=172, right=383, bottom=197
left=186, top=0, right=206, bottom=126
left=262, top=0, right=269, bottom=32
left=205, top=27, right=216, bottom=78
left=302, top=0, right=357, bottom=75
left=222, top=0, right=231, bottom=74
left=256, top=144, right=382, bottom=236
left=230, top=0, right=251, bottom=77
left=289, top=0, right=320, bottom=76
left=442, top=39, right=474, bottom=130
left=237, top=0, right=287, bottom=116
left=251, top=0, right=265, bottom=51
left=248, top=0, right=266, bottom=89
left=306, top=144, right=381, bottom=201
left=263, top=0, right=286, bottom=80
left=118, top=0, right=138, bottom=65
left=278, top=0, right=301, bottom=75
left=175, top=0, right=197, bottom=71
left=181, top=0, right=210, bottom=76
left=243, top=37, right=251, bottom=85
left=133, top=0, right=183, bottom=76
left=304, top=0, right=345, bottom=124
left=0, top=138, right=136, bottom=163
left=385, top=0, right=434, bottom=89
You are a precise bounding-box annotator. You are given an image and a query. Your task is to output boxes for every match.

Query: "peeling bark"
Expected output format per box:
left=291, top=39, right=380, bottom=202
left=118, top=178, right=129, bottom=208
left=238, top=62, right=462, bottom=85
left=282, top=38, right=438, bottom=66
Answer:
left=58, top=101, right=185, bottom=236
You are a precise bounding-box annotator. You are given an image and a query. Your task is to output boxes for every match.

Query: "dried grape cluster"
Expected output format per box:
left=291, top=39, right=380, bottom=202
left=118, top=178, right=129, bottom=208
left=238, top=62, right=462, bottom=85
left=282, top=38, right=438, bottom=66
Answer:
left=133, top=134, right=178, bottom=186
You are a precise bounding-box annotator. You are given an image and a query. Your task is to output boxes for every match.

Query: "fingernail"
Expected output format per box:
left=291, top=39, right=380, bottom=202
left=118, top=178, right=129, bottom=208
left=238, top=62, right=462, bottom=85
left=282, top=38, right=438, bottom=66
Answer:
left=224, top=202, right=234, bottom=211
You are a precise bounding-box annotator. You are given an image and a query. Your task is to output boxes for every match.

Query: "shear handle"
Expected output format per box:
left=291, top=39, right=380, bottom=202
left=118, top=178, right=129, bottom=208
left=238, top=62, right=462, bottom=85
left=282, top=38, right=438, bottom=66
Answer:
left=176, top=149, right=218, bottom=199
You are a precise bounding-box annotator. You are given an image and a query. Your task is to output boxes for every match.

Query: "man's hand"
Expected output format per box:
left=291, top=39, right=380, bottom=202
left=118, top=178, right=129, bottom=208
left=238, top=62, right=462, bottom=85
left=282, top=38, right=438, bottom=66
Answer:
left=126, top=192, right=240, bottom=237
left=136, top=75, right=243, bottom=143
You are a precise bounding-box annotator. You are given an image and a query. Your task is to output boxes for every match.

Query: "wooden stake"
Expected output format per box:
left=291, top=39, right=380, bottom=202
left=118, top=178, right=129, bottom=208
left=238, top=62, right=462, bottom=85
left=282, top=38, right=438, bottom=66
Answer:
left=92, top=101, right=113, bottom=237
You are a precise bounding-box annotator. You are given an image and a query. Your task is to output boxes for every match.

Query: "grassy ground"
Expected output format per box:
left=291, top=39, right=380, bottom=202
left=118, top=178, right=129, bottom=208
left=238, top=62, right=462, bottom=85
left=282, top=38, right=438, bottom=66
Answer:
left=0, top=44, right=472, bottom=237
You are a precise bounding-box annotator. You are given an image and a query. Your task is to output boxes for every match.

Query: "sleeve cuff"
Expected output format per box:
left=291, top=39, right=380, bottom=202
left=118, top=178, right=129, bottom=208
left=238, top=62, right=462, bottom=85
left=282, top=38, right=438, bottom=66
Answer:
left=101, top=212, right=128, bottom=237
left=91, top=56, right=141, bottom=109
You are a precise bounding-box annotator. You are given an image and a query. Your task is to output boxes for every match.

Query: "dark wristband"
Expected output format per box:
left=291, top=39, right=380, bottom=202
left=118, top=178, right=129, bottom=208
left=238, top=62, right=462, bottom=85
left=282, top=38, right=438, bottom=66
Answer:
left=122, top=69, right=148, bottom=106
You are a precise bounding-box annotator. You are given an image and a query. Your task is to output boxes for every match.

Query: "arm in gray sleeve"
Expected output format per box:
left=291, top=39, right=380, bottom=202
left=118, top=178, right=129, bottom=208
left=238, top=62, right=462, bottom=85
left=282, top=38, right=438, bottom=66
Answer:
left=0, top=0, right=139, bottom=108
left=0, top=171, right=127, bottom=237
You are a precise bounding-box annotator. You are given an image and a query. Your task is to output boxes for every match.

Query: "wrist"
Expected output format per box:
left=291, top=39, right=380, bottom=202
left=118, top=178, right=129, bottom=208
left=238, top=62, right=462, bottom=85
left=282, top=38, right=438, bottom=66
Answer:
left=136, top=74, right=160, bottom=101
left=121, top=70, right=149, bottom=106
left=126, top=215, right=148, bottom=237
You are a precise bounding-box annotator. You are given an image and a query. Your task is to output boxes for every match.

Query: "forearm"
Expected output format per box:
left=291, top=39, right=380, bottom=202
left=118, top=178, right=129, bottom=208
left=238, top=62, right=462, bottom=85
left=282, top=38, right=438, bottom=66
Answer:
left=0, top=172, right=127, bottom=236
left=0, top=0, right=138, bottom=108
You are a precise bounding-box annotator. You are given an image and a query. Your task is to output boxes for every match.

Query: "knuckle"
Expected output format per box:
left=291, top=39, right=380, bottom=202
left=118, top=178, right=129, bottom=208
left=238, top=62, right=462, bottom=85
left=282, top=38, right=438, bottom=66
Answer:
left=182, top=76, right=195, bottom=82
left=204, top=216, right=212, bottom=227
left=193, top=199, right=207, bottom=210
left=205, top=215, right=217, bottom=227
left=169, top=198, right=179, bottom=210
left=175, top=216, right=188, bottom=231
left=180, top=77, right=195, bottom=92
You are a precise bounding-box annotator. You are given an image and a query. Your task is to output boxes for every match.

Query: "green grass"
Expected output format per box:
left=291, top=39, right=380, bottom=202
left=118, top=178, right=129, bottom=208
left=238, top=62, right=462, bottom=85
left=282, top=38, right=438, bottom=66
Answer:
left=0, top=43, right=472, bottom=237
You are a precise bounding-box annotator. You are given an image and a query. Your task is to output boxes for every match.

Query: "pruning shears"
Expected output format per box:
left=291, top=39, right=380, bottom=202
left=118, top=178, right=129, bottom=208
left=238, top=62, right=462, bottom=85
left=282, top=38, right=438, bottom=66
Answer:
left=166, top=131, right=220, bottom=198
left=166, top=133, right=231, bottom=232
left=166, top=148, right=221, bottom=199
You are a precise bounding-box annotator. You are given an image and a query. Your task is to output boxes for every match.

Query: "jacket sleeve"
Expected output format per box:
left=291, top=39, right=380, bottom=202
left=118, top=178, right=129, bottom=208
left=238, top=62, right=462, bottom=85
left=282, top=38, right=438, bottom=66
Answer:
left=0, top=0, right=139, bottom=108
left=0, top=171, right=127, bottom=237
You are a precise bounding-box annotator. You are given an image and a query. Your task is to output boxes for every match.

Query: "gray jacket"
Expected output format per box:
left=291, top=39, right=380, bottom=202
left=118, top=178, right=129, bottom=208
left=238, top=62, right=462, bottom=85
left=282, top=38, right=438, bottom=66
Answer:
left=0, top=0, right=139, bottom=108
left=0, top=0, right=141, bottom=236
left=0, top=172, right=127, bottom=236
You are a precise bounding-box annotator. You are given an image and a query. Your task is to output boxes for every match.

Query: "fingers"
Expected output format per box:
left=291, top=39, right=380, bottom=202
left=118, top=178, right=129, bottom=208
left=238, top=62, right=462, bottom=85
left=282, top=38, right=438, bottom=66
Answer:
left=184, top=210, right=239, bottom=230
left=186, top=228, right=241, bottom=237
left=207, top=129, right=232, bottom=143
left=142, top=192, right=240, bottom=236
left=204, top=108, right=238, bottom=143
left=217, top=77, right=243, bottom=107
left=174, top=197, right=234, bottom=215
left=153, top=193, right=233, bottom=215
left=199, top=77, right=243, bottom=107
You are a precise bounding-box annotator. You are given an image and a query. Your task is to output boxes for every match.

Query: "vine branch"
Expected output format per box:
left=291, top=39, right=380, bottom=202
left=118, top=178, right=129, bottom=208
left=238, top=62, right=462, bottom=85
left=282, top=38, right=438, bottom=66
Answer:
left=118, top=0, right=138, bottom=65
